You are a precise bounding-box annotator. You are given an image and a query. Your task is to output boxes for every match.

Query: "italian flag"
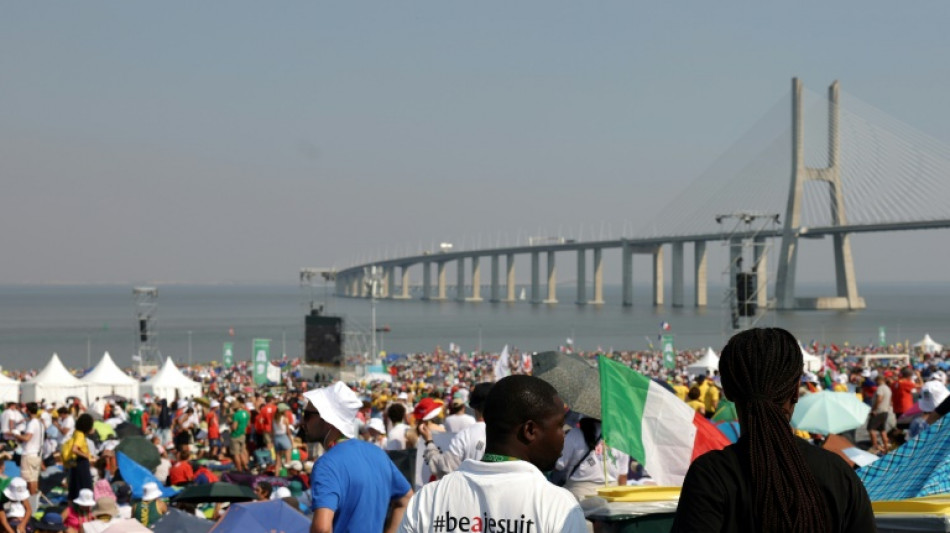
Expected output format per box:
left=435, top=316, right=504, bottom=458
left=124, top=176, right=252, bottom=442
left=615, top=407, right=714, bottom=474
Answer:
left=599, top=355, right=731, bottom=486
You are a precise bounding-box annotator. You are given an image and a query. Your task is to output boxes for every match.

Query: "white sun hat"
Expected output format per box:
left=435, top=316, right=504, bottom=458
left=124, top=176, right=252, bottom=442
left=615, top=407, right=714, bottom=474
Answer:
left=3, top=478, right=28, bottom=502
left=367, top=417, right=386, bottom=435
left=141, top=482, right=163, bottom=502
left=74, top=488, right=97, bottom=507
left=303, top=382, right=362, bottom=439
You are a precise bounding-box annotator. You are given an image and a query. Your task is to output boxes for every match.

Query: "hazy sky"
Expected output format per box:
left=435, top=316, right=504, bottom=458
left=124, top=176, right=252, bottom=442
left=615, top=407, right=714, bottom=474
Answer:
left=3, top=2, right=950, bottom=285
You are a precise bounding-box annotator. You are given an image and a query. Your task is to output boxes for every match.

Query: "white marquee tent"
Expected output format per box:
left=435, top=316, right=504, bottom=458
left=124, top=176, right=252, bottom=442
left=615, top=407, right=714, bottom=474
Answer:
left=802, top=348, right=822, bottom=372
left=914, top=334, right=944, bottom=354
left=687, top=348, right=720, bottom=377
left=0, top=372, right=19, bottom=404
left=140, top=357, right=202, bottom=402
left=81, top=352, right=141, bottom=404
left=21, top=353, right=87, bottom=405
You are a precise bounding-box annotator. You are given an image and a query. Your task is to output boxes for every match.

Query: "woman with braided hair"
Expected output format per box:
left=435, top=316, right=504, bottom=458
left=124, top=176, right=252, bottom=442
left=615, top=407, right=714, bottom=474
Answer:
left=671, top=328, right=875, bottom=532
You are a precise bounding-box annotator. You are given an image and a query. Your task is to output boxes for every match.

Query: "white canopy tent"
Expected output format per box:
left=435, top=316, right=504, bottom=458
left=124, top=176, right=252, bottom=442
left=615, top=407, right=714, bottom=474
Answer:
left=81, top=352, right=141, bottom=404
left=0, top=372, right=19, bottom=404
left=21, top=353, right=87, bottom=405
left=140, top=357, right=202, bottom=402
left=687, top=348, right=720, bottom=378
left=802, top=348, right=822, bottom=372
left=914, top=334, right=944, bottom=353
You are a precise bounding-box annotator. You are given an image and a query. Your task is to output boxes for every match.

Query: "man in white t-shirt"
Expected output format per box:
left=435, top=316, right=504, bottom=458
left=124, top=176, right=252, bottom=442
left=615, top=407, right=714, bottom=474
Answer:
left=386, top=403, right=410, bottom=451
left=14, top=402, right=45, bottom=495
left=420, top=382, right=492, bottom=477
left=443, top=393, right=477, bottom=433
left=1, top=402, right=24, bottom=441
left=399, top=375, right=587, bottom=533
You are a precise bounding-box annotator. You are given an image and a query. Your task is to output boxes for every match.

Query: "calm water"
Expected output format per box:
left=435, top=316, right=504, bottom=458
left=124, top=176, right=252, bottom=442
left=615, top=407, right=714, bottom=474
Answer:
left=0, top=282, right=946, bottom=371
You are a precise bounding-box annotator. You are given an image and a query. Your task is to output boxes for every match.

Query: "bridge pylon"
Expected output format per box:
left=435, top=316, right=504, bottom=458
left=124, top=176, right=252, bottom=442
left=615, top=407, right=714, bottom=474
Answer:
left=775, top=78, right=866, bottom=310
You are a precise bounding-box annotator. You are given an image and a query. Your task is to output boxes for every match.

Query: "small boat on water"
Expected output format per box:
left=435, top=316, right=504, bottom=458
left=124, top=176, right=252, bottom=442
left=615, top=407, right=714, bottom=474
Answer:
left=519, top=288, right=526, bottom=301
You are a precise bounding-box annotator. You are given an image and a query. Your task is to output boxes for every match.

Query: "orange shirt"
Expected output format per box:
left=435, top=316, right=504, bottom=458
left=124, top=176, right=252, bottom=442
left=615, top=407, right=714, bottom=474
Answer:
left=168, top=460, right=194, bottom=485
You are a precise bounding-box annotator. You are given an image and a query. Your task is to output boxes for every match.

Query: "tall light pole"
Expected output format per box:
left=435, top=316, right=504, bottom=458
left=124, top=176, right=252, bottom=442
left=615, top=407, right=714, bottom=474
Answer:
left=187, top=331, right=193, bottom=367
left=364, top=266, right=384, bottom=366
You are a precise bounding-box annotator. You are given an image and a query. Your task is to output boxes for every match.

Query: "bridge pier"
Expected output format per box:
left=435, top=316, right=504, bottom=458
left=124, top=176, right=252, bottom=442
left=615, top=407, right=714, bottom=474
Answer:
left=694, top=241, right=707, bottom=307
left=436, top=261, right=447, bottom=300
left=545, top=251, right=557, bottom=304
left=397, top=266, right=410, bottom=299
left=672, top=242, right=684, bottom=307
left=754, top=237, right=767, bottom=308
left=530, top=252, right=541, bottom=304
left=469, top=257, right=483, bottom=302
left=592, top=248, right=604, bottom=304
left=506, top=254, right=516, bottom=302
left=385, top=267, right=395, bottom=299
left=456, top=259, right=465, bottom=302
left=576, top=249, right=586, bottom=304
left=622, top=241, right=633, bottom=306
left=653, top=246, right=664, bottom=306
left=422, top=262, right=432, bottom=300
left=490, top=255, right=500, bottom=302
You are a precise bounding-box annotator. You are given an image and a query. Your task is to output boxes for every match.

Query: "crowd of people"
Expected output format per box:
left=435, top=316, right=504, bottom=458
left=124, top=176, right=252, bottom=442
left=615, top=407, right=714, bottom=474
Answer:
left=0, top=336, right=947, bottom=531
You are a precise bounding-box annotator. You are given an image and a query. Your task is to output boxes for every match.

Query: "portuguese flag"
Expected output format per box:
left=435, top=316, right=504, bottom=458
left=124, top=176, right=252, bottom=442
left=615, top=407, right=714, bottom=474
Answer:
left=599, top=355, right=730, bottom=486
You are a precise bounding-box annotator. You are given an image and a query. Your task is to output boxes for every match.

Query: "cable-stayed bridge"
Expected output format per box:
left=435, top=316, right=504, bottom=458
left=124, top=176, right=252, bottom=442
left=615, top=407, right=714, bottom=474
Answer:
left=333, top=78, right=950, bottom=311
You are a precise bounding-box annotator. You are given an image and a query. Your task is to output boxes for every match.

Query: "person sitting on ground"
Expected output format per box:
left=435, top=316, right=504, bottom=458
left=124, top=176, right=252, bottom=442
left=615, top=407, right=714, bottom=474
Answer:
left=80, top=497, right=118, bottom=533
left=398, top=375, right=587, bottom=533
left=1, top=477, right=31, bottom=533
left=254, top=481, right=273, bottom=501
left=110, top=482, right=132, bottom=519
left=554, top=417, right=630, bottom=502
left=168, top=448, right=195, bottom=486
left=908, top=380, right=950, bottom=439
left=62, top=489, right=95, bottom=533
left=131, top=482, right=166, bottom=527
left=28, top=511, right=67, bottom=533
left=671, top=327, right=875, bottom=532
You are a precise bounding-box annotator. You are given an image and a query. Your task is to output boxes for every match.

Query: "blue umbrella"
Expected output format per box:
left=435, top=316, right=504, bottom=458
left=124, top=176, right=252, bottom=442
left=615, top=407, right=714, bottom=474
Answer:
left=791, top=391, right=871, bottom=435
left=209, top=500, right=309, bottom=533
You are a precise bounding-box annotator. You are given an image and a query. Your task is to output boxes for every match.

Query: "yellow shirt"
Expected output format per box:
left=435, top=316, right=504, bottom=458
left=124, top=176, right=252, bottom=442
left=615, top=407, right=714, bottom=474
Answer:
left=673, top=385, right=689, bottom=402
left=704, top=386, right=720, bottom=413
left=697, top=381, right=710, bottom=401
left=686, top=400, right=705, bottom=414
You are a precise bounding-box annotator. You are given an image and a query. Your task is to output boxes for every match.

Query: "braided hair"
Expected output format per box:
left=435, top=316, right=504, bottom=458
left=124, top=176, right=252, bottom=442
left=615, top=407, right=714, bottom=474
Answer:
left=719, top=328, right=831, bottom=532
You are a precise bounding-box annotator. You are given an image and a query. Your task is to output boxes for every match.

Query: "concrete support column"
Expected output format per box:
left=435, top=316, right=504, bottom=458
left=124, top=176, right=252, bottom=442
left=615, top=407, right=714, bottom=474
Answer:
left=653, top=246, right=664, bottom=306
left=360, top=273, right=368, bottom=297
left=672, top=242, right=684, bottom=308
left=422, top=262, right=432, bottom=300
left=351, top=276, right=359, bottom=297
left=622, top=241, right=633, bottom=306
left=385, top=267, right=395, bottom=299
left=437, top=262, right=447, bottom=300
left=694, top=241, right=707, bottom=307
left=530, top=252, right=541, bottom=304
left=456, top=259, right=466, bottom=302
left=400, top=266, right=410, bottom=299
left=753, top=237, right=768, bottom=309
left=592, top=248, right=604, bottom=304
left=576, top=249, right=586, bottom=304
left=506, top=254, right=516, bottom=302
left=545, top=251, right=557, bottom=304
left=490, top=255, right=500, bottom=302
left=470, top=257, right=482, bottom=301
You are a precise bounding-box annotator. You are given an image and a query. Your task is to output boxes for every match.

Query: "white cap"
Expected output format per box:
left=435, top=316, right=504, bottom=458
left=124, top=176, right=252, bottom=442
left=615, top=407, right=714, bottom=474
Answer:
left=141, top=482, right=163, bottom=502
left=919, top=381, right=950, bottom=413
left=74, top=488, right=96, bottom=507
left=210, top=400, right=220, bottom=408
left=367, top=418, right=386, bottom=435
left=303, top=382, right=362, bottom=439
left=3, top=478, right=28, bottom=502
left=930, top=371, right=947, bottom=385
left=271, top=487, right=292, bottom=500
left=396, top=392, right=409, bottom=401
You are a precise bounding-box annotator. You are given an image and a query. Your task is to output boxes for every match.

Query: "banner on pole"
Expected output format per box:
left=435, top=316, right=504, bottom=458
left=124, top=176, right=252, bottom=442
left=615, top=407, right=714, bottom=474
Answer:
left=223, top=342, right=234, bottom=367
left=253, top=339, right=270, bottom=385
left=878, top=327, right=886, bottom=348
left=662, top=334, right=675, bottom=370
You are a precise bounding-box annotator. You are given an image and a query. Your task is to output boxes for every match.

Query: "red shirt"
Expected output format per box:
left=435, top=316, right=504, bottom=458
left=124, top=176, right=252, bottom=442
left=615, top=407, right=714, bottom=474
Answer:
left=257, top=403, right=277, bottom=434
left=892, top=379, right=917, bottom=414
left=206, top=411, right=220, bottom=439
left=168, top=460, right=194, bottom=485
